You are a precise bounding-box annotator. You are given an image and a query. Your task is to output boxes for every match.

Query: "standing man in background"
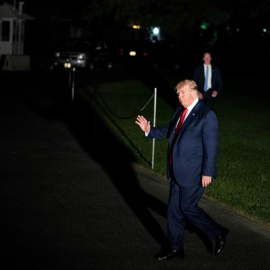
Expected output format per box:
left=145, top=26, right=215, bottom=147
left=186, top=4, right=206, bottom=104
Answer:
left=193, top=52, right=222, bottom=109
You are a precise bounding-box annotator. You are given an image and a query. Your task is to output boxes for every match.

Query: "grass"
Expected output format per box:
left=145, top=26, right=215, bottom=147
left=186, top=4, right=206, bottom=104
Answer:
left=78, top=76, right=270, bottom=224
left=207, top=77, right=270, bottom=224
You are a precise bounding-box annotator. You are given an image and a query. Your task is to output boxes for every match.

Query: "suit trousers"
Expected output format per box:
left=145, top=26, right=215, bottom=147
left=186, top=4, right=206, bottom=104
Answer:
left=167, top=178, right=222, bottom=251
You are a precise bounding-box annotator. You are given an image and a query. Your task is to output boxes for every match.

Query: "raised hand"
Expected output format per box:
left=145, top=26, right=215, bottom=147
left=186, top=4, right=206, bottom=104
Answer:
left=135, top=115, right=151, bottom=133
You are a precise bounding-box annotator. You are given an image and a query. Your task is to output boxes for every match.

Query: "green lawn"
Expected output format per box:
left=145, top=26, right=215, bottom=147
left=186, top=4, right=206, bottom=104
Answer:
left=78, top=76, right=270, bottom=224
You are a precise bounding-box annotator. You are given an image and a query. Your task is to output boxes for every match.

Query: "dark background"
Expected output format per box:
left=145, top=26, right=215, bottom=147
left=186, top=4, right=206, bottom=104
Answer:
left=2, top=0, right=270, bottom=77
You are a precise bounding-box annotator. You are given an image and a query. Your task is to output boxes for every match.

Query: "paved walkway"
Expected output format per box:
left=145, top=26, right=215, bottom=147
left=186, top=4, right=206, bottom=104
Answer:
left=1, top=71, right=270, bottom=270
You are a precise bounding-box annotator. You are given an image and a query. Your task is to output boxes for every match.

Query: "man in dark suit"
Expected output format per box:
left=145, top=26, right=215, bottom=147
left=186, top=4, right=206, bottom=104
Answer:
left=193, top=52, right=222, bottom=109
left=135, top=80, right=228, bottom=260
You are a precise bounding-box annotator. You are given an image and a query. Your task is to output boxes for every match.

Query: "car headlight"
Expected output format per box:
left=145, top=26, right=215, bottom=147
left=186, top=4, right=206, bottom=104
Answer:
left=129, top=51, right=136, bottom=56
left=78, top=53, right=86, bottom=60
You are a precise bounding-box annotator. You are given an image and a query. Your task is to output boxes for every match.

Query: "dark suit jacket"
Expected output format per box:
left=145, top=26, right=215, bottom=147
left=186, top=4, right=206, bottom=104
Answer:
left=147, top=100, right=218, bottom=187
left=193, top=65, right=222, bottom=93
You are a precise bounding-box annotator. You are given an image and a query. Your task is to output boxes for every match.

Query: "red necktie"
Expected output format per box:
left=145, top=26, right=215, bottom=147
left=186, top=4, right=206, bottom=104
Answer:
left=169, top=108, right=188, bottom=163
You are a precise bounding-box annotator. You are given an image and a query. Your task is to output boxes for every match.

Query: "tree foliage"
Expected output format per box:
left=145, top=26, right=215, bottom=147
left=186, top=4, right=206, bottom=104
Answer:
left=82, top=0, right=232, bottom=35
left=81, top=0, right=270, bottom=55
left=83, top=0, right=270, bottom=27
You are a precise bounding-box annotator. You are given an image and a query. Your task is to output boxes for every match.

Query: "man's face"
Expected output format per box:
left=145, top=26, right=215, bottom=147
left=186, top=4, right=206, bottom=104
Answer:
left=203, top=53, right=211, bottom=65
left=177, top=85, right=196, bottom=108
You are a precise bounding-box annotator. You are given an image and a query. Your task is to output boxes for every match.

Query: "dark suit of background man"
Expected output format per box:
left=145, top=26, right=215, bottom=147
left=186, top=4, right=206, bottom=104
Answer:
left=193, top=52, right=222, bottom=109
left=135, top=80, right=228, bottom=261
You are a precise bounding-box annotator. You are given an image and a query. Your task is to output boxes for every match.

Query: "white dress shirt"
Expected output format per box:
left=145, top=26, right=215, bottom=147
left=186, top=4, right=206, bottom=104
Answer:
left=204, top=64, right=212, bottom=90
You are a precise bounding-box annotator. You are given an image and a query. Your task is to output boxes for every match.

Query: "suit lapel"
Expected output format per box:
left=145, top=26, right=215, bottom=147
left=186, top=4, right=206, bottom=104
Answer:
left=178, top=101, right=201, bottom=136
left=169, top=107, right=184, bottom=143
left=169, top=101, right=201, bottom=145
left=173, top=107, right=183, bottom=126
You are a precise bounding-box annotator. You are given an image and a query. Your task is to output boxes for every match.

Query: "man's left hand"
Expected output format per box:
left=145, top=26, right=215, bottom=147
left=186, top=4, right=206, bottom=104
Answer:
left=211, top=91, right=218, bottom=97
left=202, top=175, right=212, bottom=187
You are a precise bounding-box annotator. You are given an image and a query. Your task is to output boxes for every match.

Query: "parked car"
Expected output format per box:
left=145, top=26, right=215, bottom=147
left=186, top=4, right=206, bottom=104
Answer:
left=52, top=38, right=113, bottom=72
left=117, top=40, right=181, bottom=72
left=117, top=40, right=153, bottom=69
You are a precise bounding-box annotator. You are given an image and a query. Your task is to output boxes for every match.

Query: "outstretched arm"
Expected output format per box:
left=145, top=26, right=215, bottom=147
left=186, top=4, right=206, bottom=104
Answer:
left=135, top=115, right=151, bottom=133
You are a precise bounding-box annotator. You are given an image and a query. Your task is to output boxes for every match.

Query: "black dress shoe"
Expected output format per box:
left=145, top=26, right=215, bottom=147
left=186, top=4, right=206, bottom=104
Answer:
left=213, top=227, right=229, bottom=255
left=214, top=234, right=225, bottom=255
left=154, top=249, right=185, bottom=260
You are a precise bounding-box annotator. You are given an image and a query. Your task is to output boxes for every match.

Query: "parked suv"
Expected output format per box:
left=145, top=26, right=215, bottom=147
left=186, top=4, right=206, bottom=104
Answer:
left=52, top=38, right=113, bottom=71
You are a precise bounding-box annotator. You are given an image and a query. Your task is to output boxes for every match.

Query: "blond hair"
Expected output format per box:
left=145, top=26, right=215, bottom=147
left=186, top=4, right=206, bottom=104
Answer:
left=175, top=80, right=198, bottom=92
